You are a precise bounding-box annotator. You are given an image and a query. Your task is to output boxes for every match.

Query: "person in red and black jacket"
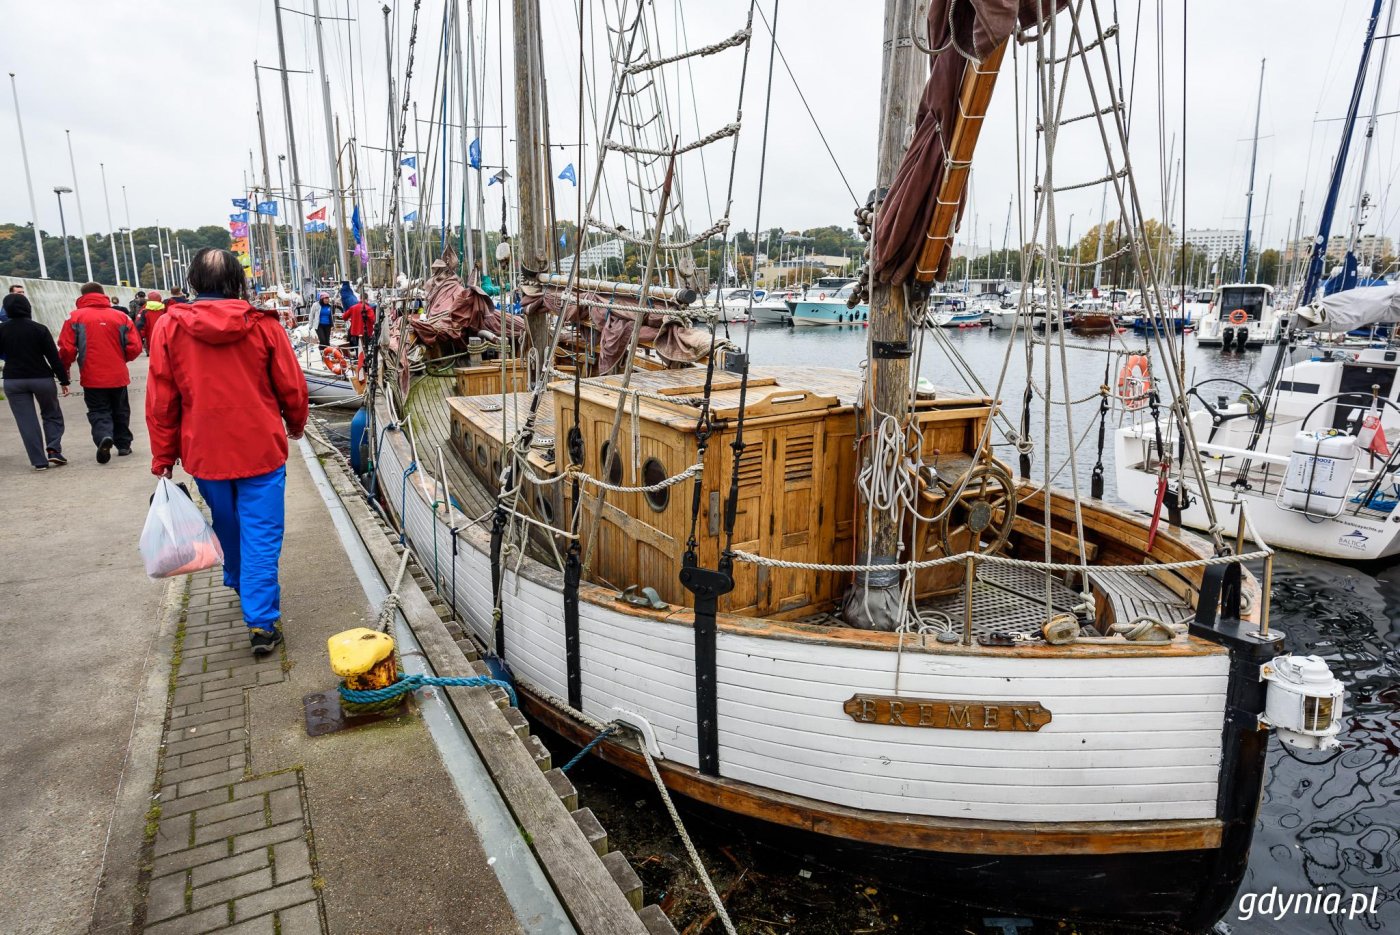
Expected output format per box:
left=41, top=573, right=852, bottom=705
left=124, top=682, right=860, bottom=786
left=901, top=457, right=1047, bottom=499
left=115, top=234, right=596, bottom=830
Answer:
left=146, top=249, right=309, bottom=657
left=58, top=283, right=144, bottom=462
left=340, top=289, right=376, bottom=355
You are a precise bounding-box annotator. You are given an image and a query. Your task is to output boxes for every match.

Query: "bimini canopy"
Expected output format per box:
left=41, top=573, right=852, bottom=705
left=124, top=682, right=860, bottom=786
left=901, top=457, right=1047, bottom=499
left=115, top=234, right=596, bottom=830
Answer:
left=1295, top=283, right=1400, bottom=331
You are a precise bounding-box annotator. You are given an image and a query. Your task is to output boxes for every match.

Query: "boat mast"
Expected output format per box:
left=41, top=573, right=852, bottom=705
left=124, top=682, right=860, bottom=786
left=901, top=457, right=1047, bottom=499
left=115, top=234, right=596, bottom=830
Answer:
left=1239, top=59, right=1264, bottom=284
left=512, top=0, right=551, bottom=359
left=1300, top=0, right=1386, bottom=305
left=254, top=63, right=284, bottom=289
left=312, top=0, right=350, bottom=281
left=1341, top=0, right=1398, bottom=289
left=845, top=0, right=925, bottom=629
left=382, top=4, right=406, bottom=281
left=451, top=0, right=478, bottom=276
left=273, top=0, right=309, bottom=291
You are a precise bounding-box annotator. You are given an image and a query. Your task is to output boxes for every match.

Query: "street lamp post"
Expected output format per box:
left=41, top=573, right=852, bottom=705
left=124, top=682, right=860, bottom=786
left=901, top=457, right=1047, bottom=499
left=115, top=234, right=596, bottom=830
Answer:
left=122, top=185, right=141, bottom=290
left=53, top=186, right=74, bottom=282
left=147, top=245, right=159, bottom=287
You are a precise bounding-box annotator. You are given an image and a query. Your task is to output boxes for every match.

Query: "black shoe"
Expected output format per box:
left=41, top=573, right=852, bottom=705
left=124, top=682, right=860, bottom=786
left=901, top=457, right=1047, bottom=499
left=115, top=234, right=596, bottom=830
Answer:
left=117, top=447, right=132, bottom=456
left=46, top=450, right=67, bottom=466
left=96, top=437, right=113, bottom=464
left=249, top=625, right=283, bottom=656
left=32, top=464, right=48, bottom=472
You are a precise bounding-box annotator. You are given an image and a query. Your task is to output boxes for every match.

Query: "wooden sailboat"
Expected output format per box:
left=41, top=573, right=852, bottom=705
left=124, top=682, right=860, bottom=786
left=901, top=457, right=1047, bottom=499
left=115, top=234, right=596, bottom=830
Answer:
left=360, top=1, right=1345, bottom=930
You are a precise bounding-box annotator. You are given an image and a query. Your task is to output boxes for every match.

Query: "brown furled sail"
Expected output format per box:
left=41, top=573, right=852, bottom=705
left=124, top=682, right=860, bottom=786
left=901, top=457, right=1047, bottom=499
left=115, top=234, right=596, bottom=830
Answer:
left=873, top=0, right=1065, bottom=286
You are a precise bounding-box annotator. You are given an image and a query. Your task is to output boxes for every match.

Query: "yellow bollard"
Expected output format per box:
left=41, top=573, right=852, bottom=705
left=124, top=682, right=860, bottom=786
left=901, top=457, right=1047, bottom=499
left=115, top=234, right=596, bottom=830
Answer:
left=328, top=628, right=399, bottom=715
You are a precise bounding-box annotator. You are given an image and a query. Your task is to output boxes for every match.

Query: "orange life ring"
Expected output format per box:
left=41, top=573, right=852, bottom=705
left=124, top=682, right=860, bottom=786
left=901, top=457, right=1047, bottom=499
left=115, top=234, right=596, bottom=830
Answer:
left=1117, top=354, right=1152, bottom=410
left=322, top=345, right=349, bottom=376
left=1227, top=308, right=1248, bottom=325
left=818, top=292, right=827, bottom=300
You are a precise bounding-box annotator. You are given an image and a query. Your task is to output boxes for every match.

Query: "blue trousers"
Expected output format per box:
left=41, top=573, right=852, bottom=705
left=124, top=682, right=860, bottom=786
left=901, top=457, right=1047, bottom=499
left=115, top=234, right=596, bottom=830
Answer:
left=195, top=466, right=287, bottom=629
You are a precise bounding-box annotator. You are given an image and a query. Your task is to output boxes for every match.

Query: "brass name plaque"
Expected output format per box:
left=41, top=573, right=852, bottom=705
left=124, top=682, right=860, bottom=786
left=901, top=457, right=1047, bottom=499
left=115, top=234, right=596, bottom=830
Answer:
left=843, top=694, right=1052, bottom=732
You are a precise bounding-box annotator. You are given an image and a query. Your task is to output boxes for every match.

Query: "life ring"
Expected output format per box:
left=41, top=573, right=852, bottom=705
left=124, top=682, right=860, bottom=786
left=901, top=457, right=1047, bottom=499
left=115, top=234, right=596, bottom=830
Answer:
left=1227, top=308, right=1248, bottom=325
left=279, top=307, right=296, bottom=330
left=819, top=292, right=827, bottom=300
left=1117, top=354, right=1152, bottom=410
left=322, top=345, right=349, bottom=376
left=351, top=351, right=367, bottom=394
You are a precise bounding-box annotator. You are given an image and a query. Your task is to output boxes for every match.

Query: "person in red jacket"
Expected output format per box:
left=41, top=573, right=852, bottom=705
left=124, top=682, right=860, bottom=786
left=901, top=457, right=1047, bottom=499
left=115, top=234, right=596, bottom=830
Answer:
left=146, top=248, right=310, bottom=656
left=58, top=283, right=144, bottom=462
left=341, top=291, right=376, bottom=355
left=138, top=290, right=166, bottom=354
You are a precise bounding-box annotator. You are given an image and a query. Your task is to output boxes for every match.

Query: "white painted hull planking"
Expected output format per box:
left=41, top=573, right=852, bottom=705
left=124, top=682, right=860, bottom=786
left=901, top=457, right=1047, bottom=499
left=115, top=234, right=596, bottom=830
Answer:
left=377, top=411, right=1231, bottom=825
left=1114, top=426, right=1400, bottom=560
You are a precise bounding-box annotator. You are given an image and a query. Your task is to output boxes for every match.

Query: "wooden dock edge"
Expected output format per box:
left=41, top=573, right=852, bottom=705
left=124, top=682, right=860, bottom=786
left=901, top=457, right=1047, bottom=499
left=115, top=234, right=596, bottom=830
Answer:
left=310, top=432, right=672, bottom=935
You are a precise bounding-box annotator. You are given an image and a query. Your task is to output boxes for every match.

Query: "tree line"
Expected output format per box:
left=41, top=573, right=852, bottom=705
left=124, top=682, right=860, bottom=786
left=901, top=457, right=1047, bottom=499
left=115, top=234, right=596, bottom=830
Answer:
left=0, top=222, right=231, bottom=287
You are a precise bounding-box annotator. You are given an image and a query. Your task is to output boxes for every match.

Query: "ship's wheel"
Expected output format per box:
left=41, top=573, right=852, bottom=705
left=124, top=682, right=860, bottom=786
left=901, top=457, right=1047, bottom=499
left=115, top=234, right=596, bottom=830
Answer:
left=938, top=463, right=1017, bottom=555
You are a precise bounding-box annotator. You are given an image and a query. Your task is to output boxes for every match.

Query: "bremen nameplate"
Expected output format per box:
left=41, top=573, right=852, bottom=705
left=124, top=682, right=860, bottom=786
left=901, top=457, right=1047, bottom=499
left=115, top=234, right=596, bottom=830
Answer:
left=843, top=694, right=1052, bottom=731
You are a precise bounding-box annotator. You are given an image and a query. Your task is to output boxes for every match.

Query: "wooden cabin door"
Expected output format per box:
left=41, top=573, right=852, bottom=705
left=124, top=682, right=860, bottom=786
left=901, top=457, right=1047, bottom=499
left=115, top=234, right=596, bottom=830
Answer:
left=716, top=433, right=765, bottom=615
left=760, top=423, right=823, bottom=614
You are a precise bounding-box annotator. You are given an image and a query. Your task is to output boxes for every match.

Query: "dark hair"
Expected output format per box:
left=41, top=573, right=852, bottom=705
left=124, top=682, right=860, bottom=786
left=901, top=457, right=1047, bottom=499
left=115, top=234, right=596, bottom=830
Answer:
left=2, top=293, right=32, bottom=317
left=80, top=281, right=104, bottom=295
left=187, top=248, right=246, bottom=299
left=7, top=284, right=23, bottom=293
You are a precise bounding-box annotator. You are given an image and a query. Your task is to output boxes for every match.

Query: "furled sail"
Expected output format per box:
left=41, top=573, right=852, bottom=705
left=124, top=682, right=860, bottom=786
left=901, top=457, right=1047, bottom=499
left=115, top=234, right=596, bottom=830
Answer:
left=873, top=0, right=1064, bottom=286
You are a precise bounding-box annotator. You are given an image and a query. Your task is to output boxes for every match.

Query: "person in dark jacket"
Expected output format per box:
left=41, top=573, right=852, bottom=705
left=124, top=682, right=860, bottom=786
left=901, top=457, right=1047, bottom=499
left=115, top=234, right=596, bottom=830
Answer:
left=146, top=249, right=309, bottom=656
left=0, top=293, right=70, bottom=470
left=58, top=283, right=144, bottom=462
left=128, top=290, right=146, bottom=322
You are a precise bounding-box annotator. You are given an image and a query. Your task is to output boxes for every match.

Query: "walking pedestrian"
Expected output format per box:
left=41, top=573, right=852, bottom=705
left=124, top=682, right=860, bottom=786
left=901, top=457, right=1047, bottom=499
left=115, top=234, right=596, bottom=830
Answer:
left=146, top=248, right=309, bottom=656
left=340, top=285, right=376, bottom=356
left=137, top=290, right=165, bottom=353
left=57, top=283, right=143, bottom=463
left=127, top=290, right=146, bottom=322
left=0, top=292, right=69, bottom=470
left=313, top=292, right=333, bottom=347
left=1, top=283, right=24, bottom=324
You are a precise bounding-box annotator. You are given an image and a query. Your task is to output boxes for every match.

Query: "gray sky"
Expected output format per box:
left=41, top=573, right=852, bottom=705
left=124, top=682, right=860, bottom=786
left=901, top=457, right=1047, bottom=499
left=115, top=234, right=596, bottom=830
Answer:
left=3, top=0, right=1396, bottom=259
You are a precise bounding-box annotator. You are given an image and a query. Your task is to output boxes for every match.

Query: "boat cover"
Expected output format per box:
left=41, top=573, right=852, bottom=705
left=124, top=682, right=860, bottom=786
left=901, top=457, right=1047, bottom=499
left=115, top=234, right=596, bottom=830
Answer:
left=410, top=250, right=524, bottom=346
left=524, top=290, right=717, bottom=374
left=1296, top=283, right=1400, bottom=331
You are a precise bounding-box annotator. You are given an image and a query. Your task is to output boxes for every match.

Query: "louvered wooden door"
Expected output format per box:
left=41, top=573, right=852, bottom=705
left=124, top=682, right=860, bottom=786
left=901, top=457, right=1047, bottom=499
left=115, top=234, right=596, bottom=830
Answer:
left=762, top=423, right=823, bottom=615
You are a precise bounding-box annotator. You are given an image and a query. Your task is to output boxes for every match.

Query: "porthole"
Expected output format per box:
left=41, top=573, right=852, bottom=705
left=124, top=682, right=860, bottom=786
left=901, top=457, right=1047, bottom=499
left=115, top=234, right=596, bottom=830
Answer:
left=476, top=443, right=487, bottom=466
left=643, top=458, right=669, bottom=512
left=600, top=441, right=624, bottom=486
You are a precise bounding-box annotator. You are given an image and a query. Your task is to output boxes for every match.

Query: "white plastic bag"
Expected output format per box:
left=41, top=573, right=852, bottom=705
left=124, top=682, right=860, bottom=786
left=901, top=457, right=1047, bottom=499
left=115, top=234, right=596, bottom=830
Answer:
left=139, top=478, right=224, bottom=579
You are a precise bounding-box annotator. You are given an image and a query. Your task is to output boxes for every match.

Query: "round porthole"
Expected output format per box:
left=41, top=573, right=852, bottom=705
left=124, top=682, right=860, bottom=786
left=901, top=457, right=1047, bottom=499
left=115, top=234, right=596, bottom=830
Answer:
left=600, top=441, right=624, bottom=486
left=476, top=443, right=487, bottom=466
left=643, top=458, right=669, bottom=512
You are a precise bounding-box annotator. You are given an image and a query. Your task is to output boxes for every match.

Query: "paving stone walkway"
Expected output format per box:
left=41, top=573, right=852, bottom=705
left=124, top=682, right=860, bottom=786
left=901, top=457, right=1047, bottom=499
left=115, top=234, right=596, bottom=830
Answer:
left=141, top=571, right=326, bottom=935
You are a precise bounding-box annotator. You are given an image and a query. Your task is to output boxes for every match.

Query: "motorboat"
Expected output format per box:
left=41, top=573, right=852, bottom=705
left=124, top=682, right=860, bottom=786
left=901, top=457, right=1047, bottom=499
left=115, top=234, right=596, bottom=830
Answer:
left=1194, top=284, right=1281, bottom=350
left=789, top=281, right=869, bottom=326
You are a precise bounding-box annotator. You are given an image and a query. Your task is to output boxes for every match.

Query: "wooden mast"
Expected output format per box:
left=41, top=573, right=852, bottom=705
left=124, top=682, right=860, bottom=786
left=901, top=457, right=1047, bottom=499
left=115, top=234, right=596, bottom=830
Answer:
left=312, top=0, right=350, bottom=281
left=512, top=0, right=551, bottom=361
left=253, top=63, right=284, bottom=289
left=272, top=0, right=309, bottom=290
left=845, top=0, right=926, bottom=629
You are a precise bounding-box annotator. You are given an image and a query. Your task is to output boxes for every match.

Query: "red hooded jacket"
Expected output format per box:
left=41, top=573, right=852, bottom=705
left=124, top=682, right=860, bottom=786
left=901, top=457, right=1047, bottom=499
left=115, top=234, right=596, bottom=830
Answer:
left=341, top=301, right=376, bottom=337
left=58, top=293, right=143, bottom=388
left=145, top=298, right=310, bottom=480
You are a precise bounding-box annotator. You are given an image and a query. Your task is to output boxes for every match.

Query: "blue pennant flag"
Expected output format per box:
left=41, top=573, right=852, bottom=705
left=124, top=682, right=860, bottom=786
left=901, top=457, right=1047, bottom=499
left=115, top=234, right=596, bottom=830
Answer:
left=559, top=233, right=567, bottom=248
left=488, top=169, right=510, bottom=187
left=557, top=163, right=577, bottom=186
left=403, top=210, right=418, bottom=222
left=468, top=138, right=482, bottom=170
left=229, top=212, right=249, bottom=223
left=304, top=220, right=328, bottom=233
left=400, top=155, right=416, bottom=169
left=351, top=205, right=363, bottom=243
left=231, top=198, right=250, bottom=209
left=256, top=201, right=278, bottom=217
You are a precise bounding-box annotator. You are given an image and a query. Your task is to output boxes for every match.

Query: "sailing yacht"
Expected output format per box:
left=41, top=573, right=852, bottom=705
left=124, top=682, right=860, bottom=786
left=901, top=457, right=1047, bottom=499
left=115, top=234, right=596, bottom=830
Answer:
left=350, top=1, right=1347, bottom=931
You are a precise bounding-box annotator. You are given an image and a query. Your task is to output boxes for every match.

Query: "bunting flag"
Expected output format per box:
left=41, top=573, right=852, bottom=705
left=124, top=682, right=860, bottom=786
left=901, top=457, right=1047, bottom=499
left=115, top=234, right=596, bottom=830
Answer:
left=231, top=198, right=250, bottom=209
left=558, top=163, right=577, bottom=186
left=400, top=155, right=417, bottom=169
left=231, top=237, right=249, bottom=253
left=408, top=173, right=417, bottom=188
left=306, top=206, right=327, bottom=222
left=229, top=222, right=249, bottom=237
left=229, top=211, right=249, bottom=223
left=468, top=138, right=481, bottom=170
left=306, top=191, right=318, bottom=205
left=559, top=232, right=567, bottom=248
left=256, top=201, right=278, bottom=217
left=403, top=210, right=418, bottom=222
left=304, top=220, right=328, bottom=233
left=488, top=169, right=510, bottom=187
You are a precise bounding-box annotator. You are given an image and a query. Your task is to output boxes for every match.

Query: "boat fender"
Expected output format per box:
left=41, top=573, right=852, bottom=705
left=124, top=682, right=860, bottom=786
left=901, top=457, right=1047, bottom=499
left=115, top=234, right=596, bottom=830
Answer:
left=610, top=708, right=665, bottom=759
left=1041, top=613, right=1080, bottom=645
left=349, top=407, right=369, bottom=475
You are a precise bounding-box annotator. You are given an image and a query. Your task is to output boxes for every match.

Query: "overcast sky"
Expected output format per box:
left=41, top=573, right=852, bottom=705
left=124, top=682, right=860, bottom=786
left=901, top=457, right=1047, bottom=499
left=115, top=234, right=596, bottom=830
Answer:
left=3, top=0, right=1397, bottom=258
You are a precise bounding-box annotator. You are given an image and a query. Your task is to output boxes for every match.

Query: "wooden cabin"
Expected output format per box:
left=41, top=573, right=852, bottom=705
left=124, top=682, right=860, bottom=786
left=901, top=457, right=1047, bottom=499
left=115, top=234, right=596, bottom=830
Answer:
left=448, top=392, right=560, bottom=527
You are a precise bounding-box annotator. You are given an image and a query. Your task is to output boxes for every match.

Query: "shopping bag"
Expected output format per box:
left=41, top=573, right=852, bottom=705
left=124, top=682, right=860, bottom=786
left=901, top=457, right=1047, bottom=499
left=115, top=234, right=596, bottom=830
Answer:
left=139, top=477, right=224, bottom=579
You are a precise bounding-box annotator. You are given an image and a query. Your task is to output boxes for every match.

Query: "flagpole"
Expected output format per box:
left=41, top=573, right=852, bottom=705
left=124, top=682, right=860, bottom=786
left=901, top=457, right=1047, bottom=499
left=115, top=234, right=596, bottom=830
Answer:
left=122, top=185, right=139, bottom=289
left=382, top=3, right=405, bottom=281
left=254, top=61, right=285, bottom=289
left=9, top=74, right=48, bottom=279
left=65, top=130, right=95, bottom=281
left=273, top=0, right=309, bottom=293
left=99, top=162, right=123, bottom=284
